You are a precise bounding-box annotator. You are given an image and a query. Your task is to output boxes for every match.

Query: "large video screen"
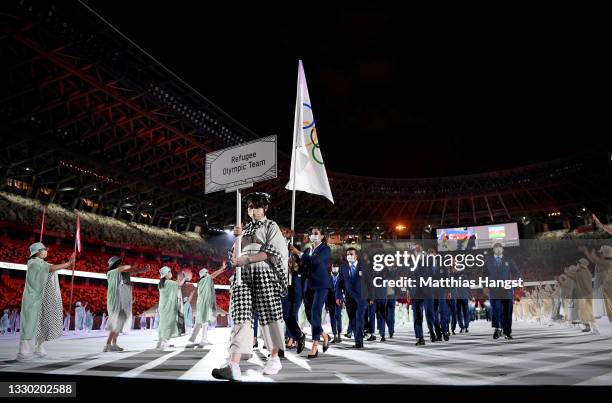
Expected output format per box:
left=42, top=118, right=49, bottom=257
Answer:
left=436, top=222, right=519, bottom=251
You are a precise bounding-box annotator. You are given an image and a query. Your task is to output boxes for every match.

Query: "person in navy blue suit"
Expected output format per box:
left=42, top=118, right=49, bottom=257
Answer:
left=428, top=248, right=448, bottom=341
left=335, top=247, right=370, bottom=349
left=290, top=227, right=331, bottom=358
left=410, top=244, right=438, bottom=345
left=284, top=250, right=306, bottom=353
left=328, top=263, right=343, bottom=343
left=375, top=266, right=396, bottom=341
left=361, top=253, right=376, bottom=341
left=452, top=266, right=472, bottom=333
left=483, top=242, right=523, bottom=339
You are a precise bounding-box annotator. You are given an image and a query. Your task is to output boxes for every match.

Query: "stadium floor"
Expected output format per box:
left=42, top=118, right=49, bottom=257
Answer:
left=0, top=320, right=611, bottom=385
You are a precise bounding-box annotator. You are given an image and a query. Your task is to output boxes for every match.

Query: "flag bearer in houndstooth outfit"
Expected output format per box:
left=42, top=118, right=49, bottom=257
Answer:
left=212, top=192, right=288, bottom=381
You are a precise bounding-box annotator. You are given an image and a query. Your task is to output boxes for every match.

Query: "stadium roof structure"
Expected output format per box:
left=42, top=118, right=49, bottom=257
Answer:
left=1, top=0, right=610, bottom=236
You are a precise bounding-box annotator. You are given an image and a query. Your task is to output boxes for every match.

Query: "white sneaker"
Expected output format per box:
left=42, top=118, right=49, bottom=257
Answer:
left=16, top=352, right=34, bottom=361
left=103, top=344, right=113, bottom=352
left=34, top=344, right=47, bottom=358
left=110, top=344, right=124, bottom=352
left=156, top=340, right=168, bottom=351
left=262, top=356, right=282, bottom=375
left=17, top=340, right=34, bottom=361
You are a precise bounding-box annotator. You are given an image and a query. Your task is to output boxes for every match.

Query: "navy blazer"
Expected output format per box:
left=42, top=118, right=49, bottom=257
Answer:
left=330, top=273, right=342, bottom=298
left=483, top=255, right=522, bottom=299
left=301, top=243, right=332, bottom=291
left=371, top=267, right=390, bottom=300
left=335, top=261, right=368, bottom=303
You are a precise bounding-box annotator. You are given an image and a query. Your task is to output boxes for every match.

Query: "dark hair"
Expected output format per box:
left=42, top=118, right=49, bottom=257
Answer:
left=121, top=271, right=132, bottom=286
left=346, top=247, right=357, bottom=253
left=244, top=192, right=271, bottom=208
left=245, top=193, right=275, bottom=220
left=158, top=278, right=166, bottom=289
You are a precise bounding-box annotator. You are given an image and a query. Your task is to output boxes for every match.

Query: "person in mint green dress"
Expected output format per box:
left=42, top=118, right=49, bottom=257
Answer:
left=156, top=266, right=187, bottom=350
left=104, top=256, right=151, bottom=352
left=188, top=261, right=226, bottom=347
left=17, top=242, right=75, bottom=361
left=183, top=291, right=195, bottom=334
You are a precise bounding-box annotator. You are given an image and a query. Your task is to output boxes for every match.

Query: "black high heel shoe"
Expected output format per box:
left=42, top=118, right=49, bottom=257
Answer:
left=323, top=334, right=330, bottom=353
left=307, top=349, right=319, bottom=359
left=296, top=333, right=306, bottom=354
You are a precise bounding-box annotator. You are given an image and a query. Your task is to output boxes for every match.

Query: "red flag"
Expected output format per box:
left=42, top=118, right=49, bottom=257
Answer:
left=75, top=214, right=82, bottom=253
left=39, top=205, right=46, bottom=242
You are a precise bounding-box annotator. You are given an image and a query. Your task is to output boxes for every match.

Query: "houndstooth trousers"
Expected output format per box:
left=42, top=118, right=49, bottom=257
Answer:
left=229, top=244, right=285, bottom=354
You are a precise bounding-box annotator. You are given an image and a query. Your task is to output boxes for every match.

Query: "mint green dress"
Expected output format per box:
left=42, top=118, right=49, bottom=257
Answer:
left=195, top=275, right=217, bottom=325
left=106, top=268, right=133, bottom=333
left=158, top=280, right=180, bottom=341
left=20, top=257, right=63, bottom=342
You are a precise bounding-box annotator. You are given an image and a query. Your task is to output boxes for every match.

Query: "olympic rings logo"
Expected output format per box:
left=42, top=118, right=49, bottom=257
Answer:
left=302, top=103, right=324, bottom=165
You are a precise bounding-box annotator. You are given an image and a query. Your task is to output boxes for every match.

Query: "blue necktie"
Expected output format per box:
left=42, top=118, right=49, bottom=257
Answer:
left=496, top=257, right=501, bottom=267
left=350, top=264, right=356, bottom=278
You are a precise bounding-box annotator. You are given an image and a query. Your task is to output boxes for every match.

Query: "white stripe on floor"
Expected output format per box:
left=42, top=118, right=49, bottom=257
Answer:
left=118, top=349, right=184, bottom=378
left=178, top=345, right=227, bottom=381
left=48, top=350, right=143, bottom=375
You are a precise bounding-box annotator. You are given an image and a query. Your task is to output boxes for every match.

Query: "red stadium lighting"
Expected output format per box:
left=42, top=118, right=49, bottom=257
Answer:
left=395, top=224, right=406, bottom=231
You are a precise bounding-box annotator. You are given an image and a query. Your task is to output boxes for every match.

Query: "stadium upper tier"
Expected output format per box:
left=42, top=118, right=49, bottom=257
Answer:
left=1, top=1, right=610, bottom=234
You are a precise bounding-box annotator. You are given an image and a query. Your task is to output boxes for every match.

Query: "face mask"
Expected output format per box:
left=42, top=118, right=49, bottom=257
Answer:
left=309, top=234, right=320, bottom=243
left=332, top=267, right=339, bottom=274
left=346, top=255, right=356, bottom=263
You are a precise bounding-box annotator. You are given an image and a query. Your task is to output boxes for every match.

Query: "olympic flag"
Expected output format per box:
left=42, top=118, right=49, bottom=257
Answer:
left=285, top=60, right=334, bottom=204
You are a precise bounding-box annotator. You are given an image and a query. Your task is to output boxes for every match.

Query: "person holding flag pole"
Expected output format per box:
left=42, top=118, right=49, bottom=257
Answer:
left=285, top=60, right=334, bottom=354
left=212, top=192, right=288, bottom=381
left=16, top=243, right=75, bottom=360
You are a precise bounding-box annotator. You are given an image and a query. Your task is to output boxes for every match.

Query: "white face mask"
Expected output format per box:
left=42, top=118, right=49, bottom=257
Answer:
left=346, top=255, right=356, bottom=263
left=332, top=266, right=339, bottom=274
left=309, top=234, right=320, bottom=243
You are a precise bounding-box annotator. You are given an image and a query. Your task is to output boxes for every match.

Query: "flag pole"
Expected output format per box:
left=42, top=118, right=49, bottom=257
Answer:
left=235, top=189, right=242, bottom=286
left=289, top=61, right=304, bottom=286
left=290, top=61, right=303, bottom=240
left=39, top=205, right=46, bottom=243
left=68, top=214, right=79, bottom=330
